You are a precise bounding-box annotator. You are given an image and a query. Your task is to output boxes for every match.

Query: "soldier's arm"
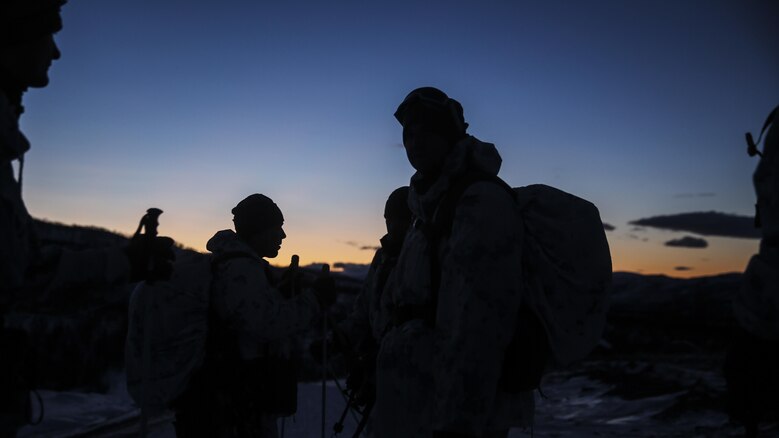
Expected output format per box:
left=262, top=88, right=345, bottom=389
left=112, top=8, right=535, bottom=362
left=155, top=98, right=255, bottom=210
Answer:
left=213, top=258, right=320, bottom=342
left=432, top=181, right=523, bottom=434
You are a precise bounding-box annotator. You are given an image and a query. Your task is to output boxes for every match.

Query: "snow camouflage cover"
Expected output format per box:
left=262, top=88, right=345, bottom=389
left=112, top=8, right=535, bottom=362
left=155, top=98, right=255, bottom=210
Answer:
left=125, top=251, right=212, bottom=415
left=515, top=184, right=612, bottom=367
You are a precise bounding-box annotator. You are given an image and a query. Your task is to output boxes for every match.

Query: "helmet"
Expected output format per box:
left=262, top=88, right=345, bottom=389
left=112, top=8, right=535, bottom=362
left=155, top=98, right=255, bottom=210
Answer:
left=394, top=87, right=468, bottom=139
left=0, top=0, right=66, bottom=47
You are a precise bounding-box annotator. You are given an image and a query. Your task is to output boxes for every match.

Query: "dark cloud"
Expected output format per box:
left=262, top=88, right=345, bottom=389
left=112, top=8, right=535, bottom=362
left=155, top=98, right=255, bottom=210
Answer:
left=343, top=240, right=380, bottom=251
left=665, top=236, right=709, bottom=249
left=603, top=222, right=616, bottom=231
left=674, top=266, right=693, bottom=271
left=629, top=211, right=760, bottom=239
left=625, top=233, right=649, bottom=242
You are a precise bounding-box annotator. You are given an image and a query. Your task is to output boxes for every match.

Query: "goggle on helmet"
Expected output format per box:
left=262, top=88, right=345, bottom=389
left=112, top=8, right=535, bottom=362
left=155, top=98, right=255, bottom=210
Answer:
left=394, top=87, right=469, bottom=136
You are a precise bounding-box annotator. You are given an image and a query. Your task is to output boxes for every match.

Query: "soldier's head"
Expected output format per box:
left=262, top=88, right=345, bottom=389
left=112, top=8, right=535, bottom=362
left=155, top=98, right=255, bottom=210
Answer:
left=0, top=0, right=65, bottom=91
left=394, top=87, right=468, bottom=176
left=232, top=194, right=286, bottom=258
left=384, top=186, right=411, bottom=241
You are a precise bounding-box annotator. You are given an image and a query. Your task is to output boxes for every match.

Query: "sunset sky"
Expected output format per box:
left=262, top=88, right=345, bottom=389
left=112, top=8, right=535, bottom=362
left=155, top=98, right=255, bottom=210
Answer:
left=18, top=0, right=779, bottom=277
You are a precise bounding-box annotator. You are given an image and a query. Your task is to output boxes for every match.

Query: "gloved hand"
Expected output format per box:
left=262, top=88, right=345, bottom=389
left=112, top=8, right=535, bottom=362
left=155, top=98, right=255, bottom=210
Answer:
left=278, top=268, right=311, bottom=298
left=312, top=274, right=336, bottom=307
left=124, top=235, right=175, bottom=282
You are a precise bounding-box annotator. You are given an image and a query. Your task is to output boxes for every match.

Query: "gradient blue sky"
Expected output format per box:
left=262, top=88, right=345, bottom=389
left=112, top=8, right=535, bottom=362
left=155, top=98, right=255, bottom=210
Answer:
left=18, top=0, right=779, bottom=276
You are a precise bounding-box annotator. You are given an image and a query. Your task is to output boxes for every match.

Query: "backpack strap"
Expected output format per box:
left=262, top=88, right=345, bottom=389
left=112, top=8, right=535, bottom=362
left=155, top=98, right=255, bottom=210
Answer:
left=427, top=173, right=551, bottom=392
left=422, top=171, right=516, bottom=326
left=430, top=171, right=516, bottom=240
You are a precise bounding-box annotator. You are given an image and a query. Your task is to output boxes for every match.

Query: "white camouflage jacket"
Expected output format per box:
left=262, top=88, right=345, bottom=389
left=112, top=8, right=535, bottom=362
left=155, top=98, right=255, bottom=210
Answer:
left=206, top=229, right=320, bottom=360
left=373, top=136, right=533, bottom=437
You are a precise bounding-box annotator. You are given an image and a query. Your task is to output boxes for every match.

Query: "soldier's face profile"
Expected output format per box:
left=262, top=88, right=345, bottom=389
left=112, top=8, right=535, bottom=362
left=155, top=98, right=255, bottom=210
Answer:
left=0, top=33, right=60, bottom=89
left=384, top=207, right=411, bottom=241
left=402, top=121, right=451, bottom=175
left=249, top=225, right=286, bottom=258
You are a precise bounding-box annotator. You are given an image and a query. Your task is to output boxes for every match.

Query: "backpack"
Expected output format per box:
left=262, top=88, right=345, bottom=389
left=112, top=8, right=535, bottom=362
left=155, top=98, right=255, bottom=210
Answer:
left=125, top=250, right=250, bottom=415
left=427, top=171, right=612, bottom=392
left=125, top=251, right=211, bottom=416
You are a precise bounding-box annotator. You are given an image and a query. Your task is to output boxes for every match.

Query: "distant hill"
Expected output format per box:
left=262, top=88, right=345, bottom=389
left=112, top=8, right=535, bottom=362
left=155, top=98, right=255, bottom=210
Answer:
left=10, top=219, right=747, bottom=389
left=601, top=272, right=742, bottom=354
left=611, top=271, right=740, bottom=326
left=34, top=218, right=131, bottom=249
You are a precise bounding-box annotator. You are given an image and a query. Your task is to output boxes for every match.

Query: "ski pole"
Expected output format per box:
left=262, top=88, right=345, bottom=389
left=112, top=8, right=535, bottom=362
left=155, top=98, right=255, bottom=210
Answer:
left=321, top=263, right=330, bottom=438
left=352, top=398, right=374, bottom=438
left=279, top=254, right=299, bottom=438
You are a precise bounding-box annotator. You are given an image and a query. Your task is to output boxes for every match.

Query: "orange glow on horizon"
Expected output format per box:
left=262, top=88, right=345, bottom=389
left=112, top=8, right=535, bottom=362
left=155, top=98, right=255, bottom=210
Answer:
left=33, top=213, right=759, bottom=280
left=608, top=234, right=757, bottom=278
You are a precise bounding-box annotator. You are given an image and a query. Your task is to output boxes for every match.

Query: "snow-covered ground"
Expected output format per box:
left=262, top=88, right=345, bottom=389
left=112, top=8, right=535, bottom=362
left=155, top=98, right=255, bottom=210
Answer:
left=18, top=375, right=365, bottom=438
left=18, top=356, right=778, bottom=438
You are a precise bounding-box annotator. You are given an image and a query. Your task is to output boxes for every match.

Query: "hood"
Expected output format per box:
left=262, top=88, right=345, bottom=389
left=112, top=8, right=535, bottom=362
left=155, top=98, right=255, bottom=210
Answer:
left=206, top=229, right=261, bottom=259
left=408, top=135, right=502, bottom=221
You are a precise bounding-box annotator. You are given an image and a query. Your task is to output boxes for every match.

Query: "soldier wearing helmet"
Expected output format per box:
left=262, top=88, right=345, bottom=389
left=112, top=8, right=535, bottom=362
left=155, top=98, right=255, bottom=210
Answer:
left=372, top=87, right=532, bottom=438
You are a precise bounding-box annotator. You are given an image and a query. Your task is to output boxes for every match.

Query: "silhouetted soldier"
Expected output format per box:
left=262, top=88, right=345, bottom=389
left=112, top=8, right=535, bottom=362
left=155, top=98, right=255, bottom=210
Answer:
left=373, top=88, right=531, bottom=438
left=324, top=186, right=412, bottom=433
left=173, top=194, right=335, bottom=438
left=338, top=186, right=411, bottom=352
left=726, top=106, right=779, bottom=437
left=0, top=0, right=173, bottom=437
left=1, top=1, right=173, bottom=436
